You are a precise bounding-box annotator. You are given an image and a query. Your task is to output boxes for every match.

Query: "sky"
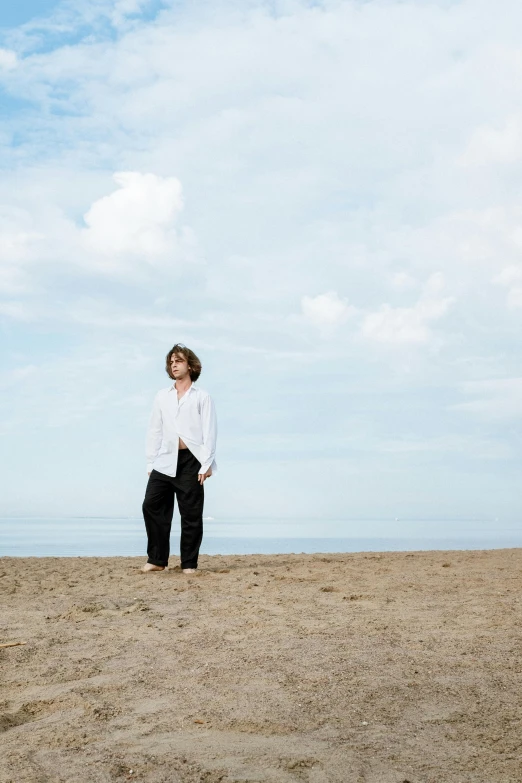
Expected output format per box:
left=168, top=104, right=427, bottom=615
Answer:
left=0, top=0, right=521, bottom=530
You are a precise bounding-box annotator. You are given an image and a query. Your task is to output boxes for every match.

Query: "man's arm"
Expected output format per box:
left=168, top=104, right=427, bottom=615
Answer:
left=145, top=393, right=162, bottom=475
left=198, top=393, right=217, bottom=477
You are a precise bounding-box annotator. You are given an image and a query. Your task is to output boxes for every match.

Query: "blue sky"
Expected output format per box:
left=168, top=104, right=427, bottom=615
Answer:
left=0, top=1, right=61, bottom=29
left=1, top=0, right=521, bottom=530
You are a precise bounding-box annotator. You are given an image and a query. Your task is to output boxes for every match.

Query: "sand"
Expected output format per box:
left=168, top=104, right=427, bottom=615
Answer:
left=0, top=549, right=521, bottom=783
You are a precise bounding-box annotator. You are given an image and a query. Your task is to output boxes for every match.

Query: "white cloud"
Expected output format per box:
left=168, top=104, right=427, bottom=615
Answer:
left=0, top=301, right=33, bottom=320
left=360, top=274, right=454, bottom=345
left=0, top=265, right=30, bottom=295
left=0, top=49, right=17, bottom=70
left=65, top=298, right=193, bottom=330
left=459, top=116, right=522, bottom=167
left=0, top=206, right=43, bottom=265
left=300, top=276, right=454, bottom=347
left=390, top=271, right=417, bottom=291
left=452, top=378, right=522, bottom=420
left=112, top=0, right=151, bottom=20
left=301, top=291, right=355, bottom=330
left=377, top=434, right=511, bottom=460
left=506, top=288, right=522, bottom=307
left=0, top=364, right=37, bottom=389
left=82, top=171, right=185, bottom=260
left=493, top=264, right=522, bottom=308
left=0, top=171, right=196, bottom=296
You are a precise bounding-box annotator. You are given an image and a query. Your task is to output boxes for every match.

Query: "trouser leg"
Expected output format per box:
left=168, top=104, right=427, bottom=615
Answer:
left=175, top=451, right=204, bottom=569
left=142, top=470, right=175, bottom=567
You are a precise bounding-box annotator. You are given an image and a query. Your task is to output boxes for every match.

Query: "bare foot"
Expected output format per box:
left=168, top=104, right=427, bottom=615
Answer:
left=182, top=568, right=197, bottom=574
left=141, top=563, right=165, bottom=573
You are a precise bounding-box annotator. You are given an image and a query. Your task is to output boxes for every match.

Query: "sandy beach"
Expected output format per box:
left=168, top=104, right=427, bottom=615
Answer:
left=0, top=549, right=521, bottom=783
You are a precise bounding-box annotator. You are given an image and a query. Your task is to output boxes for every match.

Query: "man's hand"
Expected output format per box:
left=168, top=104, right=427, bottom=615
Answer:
left=198, top=468, right=212, bottom=485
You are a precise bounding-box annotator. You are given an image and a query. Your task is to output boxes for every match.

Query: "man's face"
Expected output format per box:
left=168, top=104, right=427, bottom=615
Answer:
left=171, top=353, right=190, bottom=380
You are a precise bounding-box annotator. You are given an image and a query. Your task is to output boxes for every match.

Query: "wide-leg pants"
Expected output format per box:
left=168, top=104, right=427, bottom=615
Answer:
left=142, top=450, right=204, bottom=569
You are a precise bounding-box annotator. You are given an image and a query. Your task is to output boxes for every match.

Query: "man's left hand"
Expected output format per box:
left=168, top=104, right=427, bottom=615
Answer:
left=198, top=468, right=212, bottom=485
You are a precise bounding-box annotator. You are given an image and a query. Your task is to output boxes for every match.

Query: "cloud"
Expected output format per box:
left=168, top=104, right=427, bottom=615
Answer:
left=111, top=0, right=154, bottom=26
left=377, top=434, right=511, bottom=460
left=0, top=301, right=33, bottom=320
left=452, top=378, right=522, bottom=420
left=64, top=297, right=194, bottom=330
left=493, top=264, right=522, bottom=308
left=82, top=171, right=185, bottom=261
left=506, top=288, right=522, bottom=308
left=459, top=116, right=522, bottom=167
left=0, top=171, right=197, bottom=299
left=0, top=206, right=44, bottom=266
left=0, top=48, right=17, bottom=70
left=301, top=291, right=355, bottom=330
left=390, top=271, right=417, bottom=291
left=0, top=364, right=37, bottom=389
left=360, top=274, right=454, bottom=345
left=0, top=264, right=30, bottom=295
left=299, top=275, right=454, bottom=347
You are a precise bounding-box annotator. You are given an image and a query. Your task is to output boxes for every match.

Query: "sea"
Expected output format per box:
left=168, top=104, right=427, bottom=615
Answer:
left=1, top=517, right=521, bottom=557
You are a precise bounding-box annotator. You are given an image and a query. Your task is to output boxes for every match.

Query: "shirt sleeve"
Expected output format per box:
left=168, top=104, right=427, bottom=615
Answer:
left=145, top=393, right=163, bottom=474
left=198, top=393, right=218, bottom=475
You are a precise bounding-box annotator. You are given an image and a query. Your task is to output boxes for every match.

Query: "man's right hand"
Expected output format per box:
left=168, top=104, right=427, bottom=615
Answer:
left=198, top=468, right=212, bottom=485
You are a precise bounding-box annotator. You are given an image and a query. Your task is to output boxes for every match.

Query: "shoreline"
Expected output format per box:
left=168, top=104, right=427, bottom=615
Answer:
left=3, top=538, right=522, bottom=559
left=1, top=549, right=521, bottom=782
left=2, top=543, right=522, bottom=559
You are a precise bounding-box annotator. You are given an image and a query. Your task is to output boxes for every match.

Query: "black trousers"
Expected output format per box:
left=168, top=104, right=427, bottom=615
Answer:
left=142, top=450, right=204, bottom=569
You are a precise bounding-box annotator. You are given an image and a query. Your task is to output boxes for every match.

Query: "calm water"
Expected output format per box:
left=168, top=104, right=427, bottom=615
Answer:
left=1, top=517, right=520, bottom=557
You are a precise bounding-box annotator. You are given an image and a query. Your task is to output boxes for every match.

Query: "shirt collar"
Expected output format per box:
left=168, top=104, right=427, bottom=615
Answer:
left=169, top=382, right=195, bottom=394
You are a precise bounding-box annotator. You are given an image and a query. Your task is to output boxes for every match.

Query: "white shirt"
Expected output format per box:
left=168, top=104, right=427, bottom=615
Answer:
left=146, top=383, right=217, bottom=477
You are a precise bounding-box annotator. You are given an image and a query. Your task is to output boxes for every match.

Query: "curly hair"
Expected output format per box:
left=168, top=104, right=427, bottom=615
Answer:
left=165, top=344, right=202, bottom=382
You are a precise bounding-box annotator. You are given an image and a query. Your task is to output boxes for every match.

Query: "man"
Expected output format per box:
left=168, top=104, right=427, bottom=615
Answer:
left=141, top=344, right=217, bottom=574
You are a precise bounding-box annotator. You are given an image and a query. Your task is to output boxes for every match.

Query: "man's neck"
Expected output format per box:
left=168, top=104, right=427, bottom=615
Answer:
left=175, top=378, right=192, bottom=397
